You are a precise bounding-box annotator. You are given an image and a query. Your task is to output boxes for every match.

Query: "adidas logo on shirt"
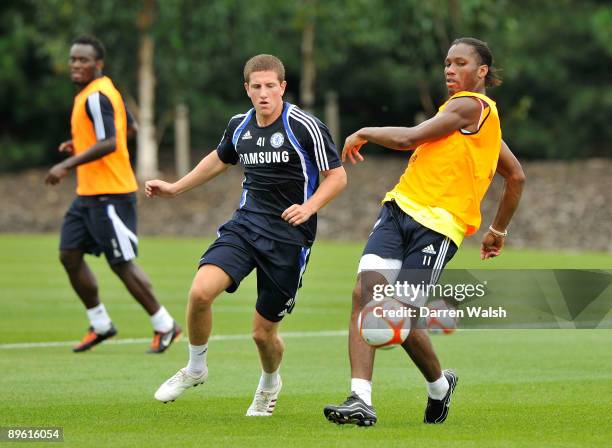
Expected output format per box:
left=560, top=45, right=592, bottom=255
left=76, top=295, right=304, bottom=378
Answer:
left=421, top=244, right=437, bottom=255
left=242, top=130, right=252, bottom=140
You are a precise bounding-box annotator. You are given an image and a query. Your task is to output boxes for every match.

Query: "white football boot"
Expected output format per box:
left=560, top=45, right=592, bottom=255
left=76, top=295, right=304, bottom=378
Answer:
left=245, top=377, right=283, bottom=416
left=154, top=368, right=208, bottom=403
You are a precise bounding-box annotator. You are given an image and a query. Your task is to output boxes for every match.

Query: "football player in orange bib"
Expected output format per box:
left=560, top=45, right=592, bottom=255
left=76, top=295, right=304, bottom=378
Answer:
left=45, top=36, right=180, bottom=354
left=325, top=37, right=525, bottom=426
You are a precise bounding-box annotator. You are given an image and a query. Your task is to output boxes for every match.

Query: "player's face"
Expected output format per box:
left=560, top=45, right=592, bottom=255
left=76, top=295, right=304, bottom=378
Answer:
left=444, top=43, right=487, bottom=95
left=245, top=71, right=286, bottom=121
left=69, top=44, right=102, bottom=86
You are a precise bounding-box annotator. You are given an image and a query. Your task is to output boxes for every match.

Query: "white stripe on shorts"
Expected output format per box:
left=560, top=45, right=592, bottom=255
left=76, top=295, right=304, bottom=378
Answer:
left=107, top=204, right=138, bottom=261
left=357, top=254, right=402, bottom=284
left=430, top=237, right=450, bottom=285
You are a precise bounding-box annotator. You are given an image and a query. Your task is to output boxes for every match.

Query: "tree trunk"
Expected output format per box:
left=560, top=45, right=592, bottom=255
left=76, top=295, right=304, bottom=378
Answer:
left=324, top=91, right=340, bottom=146
left=449, top=0, right=462, bottom=36
left=174, top=103, right=190, bottom=177
left=136, top=0, right=158, bottom=180
left=417, top=78, right=436, bottom=118
left=300, top=1, right=316, bottom=112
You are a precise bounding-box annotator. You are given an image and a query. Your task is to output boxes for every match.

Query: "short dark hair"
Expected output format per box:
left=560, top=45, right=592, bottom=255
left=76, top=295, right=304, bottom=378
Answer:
left=451, top=37, right=502, bottom=87
left=72, top=35, right=106, bottom=60
left=243, top=54, right=285, bottom=83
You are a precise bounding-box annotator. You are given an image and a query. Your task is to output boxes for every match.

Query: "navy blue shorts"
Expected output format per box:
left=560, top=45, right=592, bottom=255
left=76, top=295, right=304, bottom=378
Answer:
left=359, top=201, right=458, bottom=304
left=59, top=193, right=138, bottom=265
left=198, top=221, right=311, bottom=323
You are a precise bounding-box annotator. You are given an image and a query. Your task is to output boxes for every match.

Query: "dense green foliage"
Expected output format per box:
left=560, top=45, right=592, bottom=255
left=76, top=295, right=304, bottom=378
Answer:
left=1, top=0, right=611, bottom=171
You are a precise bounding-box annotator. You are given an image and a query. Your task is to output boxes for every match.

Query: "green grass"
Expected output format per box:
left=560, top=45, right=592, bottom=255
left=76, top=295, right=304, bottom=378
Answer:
left=1, top=234, right=611, bottom=447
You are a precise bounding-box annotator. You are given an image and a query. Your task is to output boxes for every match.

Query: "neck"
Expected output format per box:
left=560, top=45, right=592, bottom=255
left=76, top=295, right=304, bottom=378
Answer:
left=76, top=73, right=103, bottom=92
left=450, top=86, right=486, bottom=97
left=255, top=102, right=284, bottom=127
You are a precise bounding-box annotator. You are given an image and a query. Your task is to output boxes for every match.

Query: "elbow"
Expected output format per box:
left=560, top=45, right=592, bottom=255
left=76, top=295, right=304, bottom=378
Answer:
left=394, top=135, right=415, bottom=150
left=324, top=167, right=347, bottom=194
left=336, top=167, right=348, bottom=192
left=507, top=167, right=526, bottom=190
left=103, top=137, right=118, bottom=155
left=340, top=168, right=348, bottom=188
left=512, top=168, right=526, bottom=187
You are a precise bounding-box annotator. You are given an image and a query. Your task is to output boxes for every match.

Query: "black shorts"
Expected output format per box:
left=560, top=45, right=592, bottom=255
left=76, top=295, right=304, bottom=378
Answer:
left=198, top=221, right=311, bottom=323
left=359, top=201, right=458, bottom=305
left=59, top=193, right=138, bottom=265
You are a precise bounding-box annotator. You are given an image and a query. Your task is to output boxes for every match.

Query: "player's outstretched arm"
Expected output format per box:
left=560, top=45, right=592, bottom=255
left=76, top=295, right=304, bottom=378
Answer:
left=145, top=150, right=230, bottom=198
left=481, top=140, right=525, bottom=260
left=342, top=97, right=481, bottom=164
left=281, top=166, right=347, bottom=226
left=45, top=138, right=117, bottom=185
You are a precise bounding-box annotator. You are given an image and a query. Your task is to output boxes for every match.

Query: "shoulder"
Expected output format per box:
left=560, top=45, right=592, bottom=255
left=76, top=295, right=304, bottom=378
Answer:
left=85, top=91, right=114, bottom=114
left=443, top=96, right=484, bottom=123
left=447, top=92, right=492, bottom=114
left=86, top=90, right=109, bottom=102
left=286, top=104, right=329, bottom=141
left=94, top=76, right=121, bottom=97
left=226, top=109, right=254, bottom=132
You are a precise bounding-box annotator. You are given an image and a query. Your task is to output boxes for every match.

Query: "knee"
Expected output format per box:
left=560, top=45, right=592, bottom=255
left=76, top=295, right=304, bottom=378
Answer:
left=188, top=284, right=216, bottom=308
left=109, top=261, right=127, bottom=276
left=252, top=325, right=277, bottom=346
left=352, top=276, right=375, bottom=312
left=59, top=250, right=82, bottom=271
left=111, top=261, right=143, bottom=283
left=406, top=326, right=426, bottom=344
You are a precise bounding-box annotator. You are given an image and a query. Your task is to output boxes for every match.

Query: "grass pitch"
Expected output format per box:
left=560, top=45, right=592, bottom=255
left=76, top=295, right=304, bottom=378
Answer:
left=1, top=234, right=611, bottom=447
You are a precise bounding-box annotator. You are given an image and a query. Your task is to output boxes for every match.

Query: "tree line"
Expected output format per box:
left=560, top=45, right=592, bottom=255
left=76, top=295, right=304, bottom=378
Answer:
left=1, top=0, right=610, bottom=173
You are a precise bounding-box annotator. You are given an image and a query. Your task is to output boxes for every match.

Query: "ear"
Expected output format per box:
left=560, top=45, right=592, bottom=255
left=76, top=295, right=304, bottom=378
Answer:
left=96, top=59, right=104, bottom=74
left=478, top=64, right=488, bottom=81
left=244, top=82, right=250, bottom=97
left=279, top=80, right=287, bottom=96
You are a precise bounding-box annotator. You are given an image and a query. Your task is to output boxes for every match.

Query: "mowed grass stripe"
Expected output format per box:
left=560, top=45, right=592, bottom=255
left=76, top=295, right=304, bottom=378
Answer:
left=0, top=330, right=348, bottom=349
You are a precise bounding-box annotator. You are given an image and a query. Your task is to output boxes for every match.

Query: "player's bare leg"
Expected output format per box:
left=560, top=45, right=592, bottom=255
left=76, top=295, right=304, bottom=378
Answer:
left=246, top=311, right=284, bottom=416
left=111, top=260, right=182, bottom=353
left=401, top=327, right=441, bottom=381
left=252, top=311, right=284, bottom=373
left=325, top=273, right=380, bottom=426
left=110, top=261, right=160, bottom=315
left=401, top=307, right=457, bottom=424
left=154, top=264, right=232, bottom=403
left=348, top=274, right=377, bottom=380
left=61, top=249, right=117, bottom=352
left=60, top=249, right=100, bottom=308
left=187, top=264, right=232, bottom=344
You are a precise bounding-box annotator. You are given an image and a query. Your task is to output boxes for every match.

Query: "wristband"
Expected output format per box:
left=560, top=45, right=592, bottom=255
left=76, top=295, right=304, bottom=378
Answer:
left=488, top=225, right=507, bottom=237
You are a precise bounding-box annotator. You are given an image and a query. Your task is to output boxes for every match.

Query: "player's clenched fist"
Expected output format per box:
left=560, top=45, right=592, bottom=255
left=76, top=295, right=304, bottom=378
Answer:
left=145, top=179, right=177, bottom=198
left=282, top=203, right=315, bottom=226
left=44, top=163, right=69, bottom=185
left=480, top=231, right=504, bottom=260
left=58, top=140, right=74, bottom=154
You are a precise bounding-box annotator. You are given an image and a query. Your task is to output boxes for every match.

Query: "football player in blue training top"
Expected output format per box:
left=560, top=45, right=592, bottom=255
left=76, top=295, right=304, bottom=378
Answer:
left=145, top=54, right=347, bottom=416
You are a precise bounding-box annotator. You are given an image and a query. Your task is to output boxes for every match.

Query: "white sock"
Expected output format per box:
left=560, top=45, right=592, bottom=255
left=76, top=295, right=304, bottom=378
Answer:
left=150, top=306, right=174, bottom=333
left=258, top=368, right=280, bottom=391
left=427, top=374, right=450, bottom=400
left=86, top=304, right=112, bottom=334
left=351, top=378, right=372, bottom=406
left=186, top=343, right=208, bottom=377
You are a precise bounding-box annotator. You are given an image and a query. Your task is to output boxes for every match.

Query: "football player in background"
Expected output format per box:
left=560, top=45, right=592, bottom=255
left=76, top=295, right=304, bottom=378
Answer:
left=45, top=35, right=180, bottom=354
